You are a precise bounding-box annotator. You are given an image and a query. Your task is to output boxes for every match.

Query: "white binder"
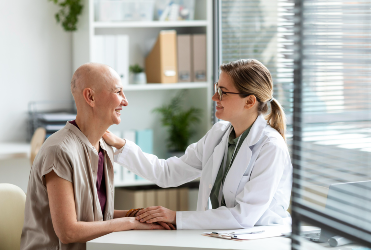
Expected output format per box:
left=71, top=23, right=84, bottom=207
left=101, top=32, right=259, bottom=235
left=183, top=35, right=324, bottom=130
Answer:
left=116, top=35, right=129, bottom=86
left=92, top=35, right=130, bottom=86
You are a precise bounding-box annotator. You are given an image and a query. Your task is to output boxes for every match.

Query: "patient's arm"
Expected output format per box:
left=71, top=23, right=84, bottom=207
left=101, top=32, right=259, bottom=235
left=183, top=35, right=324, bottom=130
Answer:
left=46, top=171, right=164, bottom=244
left=113, top=210, right=128, bottom=218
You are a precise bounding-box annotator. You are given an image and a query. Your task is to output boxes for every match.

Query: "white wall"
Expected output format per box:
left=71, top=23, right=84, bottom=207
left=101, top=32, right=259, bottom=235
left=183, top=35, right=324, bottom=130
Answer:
left=0, top=0, right=73, bottom=142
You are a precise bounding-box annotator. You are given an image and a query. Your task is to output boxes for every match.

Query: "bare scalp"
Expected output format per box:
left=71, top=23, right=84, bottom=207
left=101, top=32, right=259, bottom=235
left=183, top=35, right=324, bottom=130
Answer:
left=71, top=63, right=120, bottom=105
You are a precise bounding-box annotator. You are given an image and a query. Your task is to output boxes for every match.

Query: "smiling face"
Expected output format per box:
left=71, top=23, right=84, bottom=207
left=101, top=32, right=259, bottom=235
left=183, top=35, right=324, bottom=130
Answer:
left=95, top=68, right=128, bottom=126
left=212, top=71, right=254, bottom=123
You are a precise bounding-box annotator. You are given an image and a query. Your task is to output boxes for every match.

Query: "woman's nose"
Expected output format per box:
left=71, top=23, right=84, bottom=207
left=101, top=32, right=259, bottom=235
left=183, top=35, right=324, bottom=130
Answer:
left=122, top=98, right=129, bottom=106
left=211, top=92, right=219, bottom=102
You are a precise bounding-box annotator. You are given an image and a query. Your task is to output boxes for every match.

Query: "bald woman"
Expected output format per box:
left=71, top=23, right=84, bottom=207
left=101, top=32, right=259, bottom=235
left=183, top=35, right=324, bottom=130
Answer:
left=20, top=63, right=166, bottom=250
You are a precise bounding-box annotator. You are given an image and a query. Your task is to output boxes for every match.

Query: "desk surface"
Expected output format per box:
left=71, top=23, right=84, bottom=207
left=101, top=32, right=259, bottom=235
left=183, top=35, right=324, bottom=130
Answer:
left=87, top=230, right=291, bottom=250
left=0, top=143, right=30, bottom=160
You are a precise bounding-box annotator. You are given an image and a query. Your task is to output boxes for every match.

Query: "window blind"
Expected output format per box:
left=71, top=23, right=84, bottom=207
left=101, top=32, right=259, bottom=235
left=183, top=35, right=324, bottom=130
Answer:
left=291, top=0, right=371, bottom=248
left=218, top=0, right=294, bottom=144
left=216, top=0, right=371, bottom=248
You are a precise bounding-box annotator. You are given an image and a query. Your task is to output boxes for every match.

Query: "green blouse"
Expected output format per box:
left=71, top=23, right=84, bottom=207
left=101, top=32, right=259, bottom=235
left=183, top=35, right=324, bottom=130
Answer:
left=210, top=126, right=251, bottom=209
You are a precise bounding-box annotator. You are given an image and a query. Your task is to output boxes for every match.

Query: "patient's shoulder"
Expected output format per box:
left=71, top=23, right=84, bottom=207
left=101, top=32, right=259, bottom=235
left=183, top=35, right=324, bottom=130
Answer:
left=35, top=127, right=80, bottom=164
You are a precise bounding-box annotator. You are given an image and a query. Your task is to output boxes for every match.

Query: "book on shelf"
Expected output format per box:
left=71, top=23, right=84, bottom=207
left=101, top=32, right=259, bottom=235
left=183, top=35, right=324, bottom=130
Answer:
left=97, top=0, right=154, bottom=22
left=177, top=34, right=192, bottom=82
left=157, top=0, right=195, bottom=21
left=145, top=31, right=207, bottom=84
left=134, top=129, right=153, bottom=180
left=145, top=30, right=178, bottom=84
left=112, top=129, right=153, bottom=184
left=192, top=34, right=207, bottom=82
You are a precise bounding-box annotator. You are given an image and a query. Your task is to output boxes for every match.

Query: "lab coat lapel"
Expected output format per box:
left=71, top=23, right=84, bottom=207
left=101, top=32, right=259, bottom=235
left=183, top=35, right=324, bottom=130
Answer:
left=211, top=125, right=232, bottom=184
left=223, top=115, right=267, bottom=207
left=197, top=124, right=232, bottom=211
left=223, top=142, right=252, bottom=207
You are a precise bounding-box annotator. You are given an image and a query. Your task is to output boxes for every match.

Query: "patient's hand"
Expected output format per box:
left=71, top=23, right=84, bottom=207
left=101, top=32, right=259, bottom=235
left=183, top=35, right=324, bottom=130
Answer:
left=136, top=206, right=176, bottom=226
left=131, top=218, right=167, bottom=230
left=103, top=130, right=126, bottom=149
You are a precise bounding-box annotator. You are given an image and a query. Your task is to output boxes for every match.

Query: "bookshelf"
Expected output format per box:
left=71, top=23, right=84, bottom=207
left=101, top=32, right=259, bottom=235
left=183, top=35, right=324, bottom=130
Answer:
left=123, top=82, right=209, bottom=91
left=114, top=178, right=200, bottom=188
left=73, top=0, right=213, bottom=187
left=93, top=20, right=209, bottom=28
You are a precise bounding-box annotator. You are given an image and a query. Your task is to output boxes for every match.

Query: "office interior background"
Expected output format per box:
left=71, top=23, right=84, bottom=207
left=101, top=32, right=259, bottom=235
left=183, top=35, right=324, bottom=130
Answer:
left=0, top=0, right=370, bottom=249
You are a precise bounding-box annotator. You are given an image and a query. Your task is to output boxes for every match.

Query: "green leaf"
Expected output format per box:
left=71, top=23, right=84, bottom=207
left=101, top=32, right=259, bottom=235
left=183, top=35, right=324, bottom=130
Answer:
left=152, top=90, right=202, bottom=152
left=129, top=64, right=144, bottom=73
left=55, top=13, right=60, bottom=22
left=48, top=0, right=82, bottom=32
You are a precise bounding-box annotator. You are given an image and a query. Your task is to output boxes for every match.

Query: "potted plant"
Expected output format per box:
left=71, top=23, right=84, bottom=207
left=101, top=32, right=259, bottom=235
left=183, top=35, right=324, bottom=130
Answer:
left=48, top=0, right=83, bottom=31
left=129, top=64, right=147, bottom=85
left=153, top=90, right=202, bottom=158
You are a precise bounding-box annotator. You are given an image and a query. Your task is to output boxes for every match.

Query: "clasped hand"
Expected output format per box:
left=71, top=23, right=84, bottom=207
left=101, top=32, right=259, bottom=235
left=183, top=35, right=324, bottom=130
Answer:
left=136, top=206, right=176, bottom=230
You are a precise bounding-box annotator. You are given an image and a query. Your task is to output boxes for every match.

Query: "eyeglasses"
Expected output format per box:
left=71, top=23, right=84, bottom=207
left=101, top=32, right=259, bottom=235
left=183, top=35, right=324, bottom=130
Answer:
left=214, top=82, right=242, bottom=101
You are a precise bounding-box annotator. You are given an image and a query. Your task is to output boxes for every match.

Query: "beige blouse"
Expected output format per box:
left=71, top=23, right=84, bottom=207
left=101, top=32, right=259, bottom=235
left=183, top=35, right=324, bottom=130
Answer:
left=20, top=122, right=115, bottom=250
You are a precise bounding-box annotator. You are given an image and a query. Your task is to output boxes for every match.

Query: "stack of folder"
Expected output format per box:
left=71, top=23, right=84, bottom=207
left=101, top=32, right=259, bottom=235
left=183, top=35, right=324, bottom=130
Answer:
left=145, top=30, right=207, bottom=83
left=112, top=129, right=153, bottom=183
left=34, top=113, right=76, bottom=139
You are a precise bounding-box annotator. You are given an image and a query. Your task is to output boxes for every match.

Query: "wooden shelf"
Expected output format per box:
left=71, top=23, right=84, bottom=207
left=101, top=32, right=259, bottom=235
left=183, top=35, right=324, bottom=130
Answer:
left=94, top=20, right=208, bottom=28
left=114, top=179, right=155, bottom=187
left=114, top=178, right=200, bottom=188
left=123, top=82, right=210, bottom=91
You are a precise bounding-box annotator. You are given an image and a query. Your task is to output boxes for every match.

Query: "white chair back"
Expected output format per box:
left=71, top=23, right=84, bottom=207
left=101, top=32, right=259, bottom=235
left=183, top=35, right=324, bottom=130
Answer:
left=0, top=183, right=26, bottom=250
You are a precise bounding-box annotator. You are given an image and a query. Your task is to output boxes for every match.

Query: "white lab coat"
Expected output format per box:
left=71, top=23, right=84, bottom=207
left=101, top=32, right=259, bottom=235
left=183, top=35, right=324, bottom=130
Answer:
left=114, top=115, right=292, bottom=229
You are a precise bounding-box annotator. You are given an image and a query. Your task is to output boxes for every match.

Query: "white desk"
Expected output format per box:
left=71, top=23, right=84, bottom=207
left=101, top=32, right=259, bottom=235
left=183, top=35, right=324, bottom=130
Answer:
left=0, top=143, right=31, bottom=193
left=87, top=230, right=291, bottom=250
left=0, top=142, right=30, bottom=160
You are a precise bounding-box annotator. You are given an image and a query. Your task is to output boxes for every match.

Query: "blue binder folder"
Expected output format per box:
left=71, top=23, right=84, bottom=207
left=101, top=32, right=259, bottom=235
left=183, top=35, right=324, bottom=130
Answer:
left=135, top=129, right=153, bottom=180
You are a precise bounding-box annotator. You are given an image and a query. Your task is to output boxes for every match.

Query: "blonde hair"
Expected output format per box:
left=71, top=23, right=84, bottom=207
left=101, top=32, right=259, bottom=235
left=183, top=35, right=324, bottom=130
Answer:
left=220, top=59, right=286, bottom=140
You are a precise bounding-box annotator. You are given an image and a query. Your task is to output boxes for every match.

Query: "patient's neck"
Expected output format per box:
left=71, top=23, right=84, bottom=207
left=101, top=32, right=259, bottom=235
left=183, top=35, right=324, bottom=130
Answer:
left=75, top=115, right=108, bottom=152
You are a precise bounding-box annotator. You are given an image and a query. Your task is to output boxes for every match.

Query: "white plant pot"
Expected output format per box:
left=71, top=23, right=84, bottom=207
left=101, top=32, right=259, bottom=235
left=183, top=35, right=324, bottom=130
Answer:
left=131, top=72, right=147, bottom=85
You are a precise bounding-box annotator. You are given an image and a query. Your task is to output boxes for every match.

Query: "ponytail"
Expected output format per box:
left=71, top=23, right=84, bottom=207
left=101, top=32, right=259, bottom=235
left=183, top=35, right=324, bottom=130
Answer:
left=265, top=99, right=286, bottom=141
left=220, top=59, right=287, bottom=141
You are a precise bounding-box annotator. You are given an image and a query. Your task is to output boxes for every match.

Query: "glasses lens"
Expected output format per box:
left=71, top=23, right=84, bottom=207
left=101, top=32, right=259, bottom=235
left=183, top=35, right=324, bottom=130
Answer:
left=215, top=83, right=223, bottom=101
left=218, top=88, right=223, bottom=101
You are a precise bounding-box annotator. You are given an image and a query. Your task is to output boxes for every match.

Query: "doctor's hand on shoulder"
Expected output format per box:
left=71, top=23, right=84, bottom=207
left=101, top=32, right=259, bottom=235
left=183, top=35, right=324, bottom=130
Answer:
left=136, top=206, right=176, bottom=226
left=103, top=130, right=126, bottom=148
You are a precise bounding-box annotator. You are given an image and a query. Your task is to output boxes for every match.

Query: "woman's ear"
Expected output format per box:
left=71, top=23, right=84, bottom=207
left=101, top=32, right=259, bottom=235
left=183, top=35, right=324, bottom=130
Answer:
left=82, top=88, right=95, bottom=107
left=245, top=95, right=257, bottom=110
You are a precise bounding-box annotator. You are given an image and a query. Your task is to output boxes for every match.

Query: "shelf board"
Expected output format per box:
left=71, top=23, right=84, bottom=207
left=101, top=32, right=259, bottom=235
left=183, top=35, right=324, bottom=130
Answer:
left=0, top=143, right=30, bottom=160
left=114, top=178, right=200, bottom=188
left=94, top=20, right=208, bottom=28
left=123, top=82, right=210, bottom=91
left=114, top=179, right=155, bottom=187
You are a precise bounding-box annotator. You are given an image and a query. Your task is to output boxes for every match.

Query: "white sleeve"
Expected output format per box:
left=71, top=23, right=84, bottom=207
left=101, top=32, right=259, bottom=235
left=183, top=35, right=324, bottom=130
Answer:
left=176, top=140, right=290, bottom=229
left=114, top=136, right=206, bottom=188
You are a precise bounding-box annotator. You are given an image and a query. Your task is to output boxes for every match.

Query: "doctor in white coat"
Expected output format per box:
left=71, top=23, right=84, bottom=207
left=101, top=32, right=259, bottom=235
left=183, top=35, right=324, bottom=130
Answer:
left=103, top=59, right=292, bottom=230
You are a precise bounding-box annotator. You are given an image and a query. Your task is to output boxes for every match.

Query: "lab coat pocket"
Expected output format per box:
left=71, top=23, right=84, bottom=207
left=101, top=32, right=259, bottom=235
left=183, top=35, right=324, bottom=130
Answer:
left=236, top=176, right=249, bottom=196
